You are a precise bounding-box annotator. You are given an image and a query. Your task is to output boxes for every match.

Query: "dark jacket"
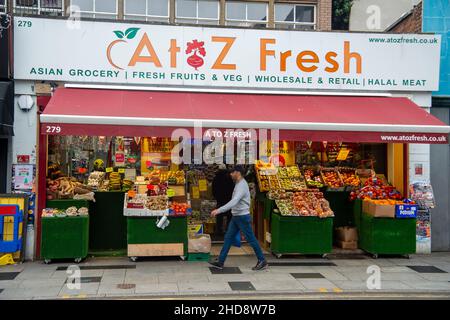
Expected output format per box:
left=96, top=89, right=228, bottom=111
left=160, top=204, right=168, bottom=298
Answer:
left=212, top=169, right=234, bottom=207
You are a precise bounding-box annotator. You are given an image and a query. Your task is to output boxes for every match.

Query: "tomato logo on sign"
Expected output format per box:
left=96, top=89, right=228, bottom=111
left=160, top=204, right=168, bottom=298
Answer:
left=185, top=40, right=206, bottom=70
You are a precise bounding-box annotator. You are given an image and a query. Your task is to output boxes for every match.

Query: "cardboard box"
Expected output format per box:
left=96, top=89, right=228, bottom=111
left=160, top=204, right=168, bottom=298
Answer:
left=336, top=227, right=358, bottom=242
left=368, top=202, right=395, bottom=218
left=362, top=200, right=371, bottom=213
left=395, top=204, right=418, bottom=218
left=337, top=240, right=358, bottom=250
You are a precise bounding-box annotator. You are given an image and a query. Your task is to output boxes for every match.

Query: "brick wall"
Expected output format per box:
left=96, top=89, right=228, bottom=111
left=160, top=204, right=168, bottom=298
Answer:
left=389, top=1, right=422, bottom=33
left=317, top=0, right=332, bottom=31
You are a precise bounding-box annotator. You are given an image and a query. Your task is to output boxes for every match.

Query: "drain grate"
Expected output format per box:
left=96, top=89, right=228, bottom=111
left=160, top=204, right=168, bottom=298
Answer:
left=0, top=272, right=20, bottom=281
left=269, top=262, right=336, bottom=267
left=209, top=267, right=242, bottom=274
left=66, top=276, right=102, bottom=284
left=117, top=283, right=136, bottom=290
left=56, top=265, right=136, bottom=271
left=407, top=266, right=447, bottom=273
left=228, top=281, right=255, bottom=291
left=290, top=273, right=325, bottom=279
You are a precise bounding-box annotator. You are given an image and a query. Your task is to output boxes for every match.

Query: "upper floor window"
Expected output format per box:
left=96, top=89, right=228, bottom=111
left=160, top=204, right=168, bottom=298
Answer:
left=275, top=3, right=316, bottom=30
left=176, top=0, right=219, bottom=25
left=14, top=0, right=64, bottom=16
left=124, top=0, right=169, bottom=23
left=226, top=1, right=268, bottom=28
left=71, top=0, right=117, bottom=19
left=0, top=0, right=6, bottom=13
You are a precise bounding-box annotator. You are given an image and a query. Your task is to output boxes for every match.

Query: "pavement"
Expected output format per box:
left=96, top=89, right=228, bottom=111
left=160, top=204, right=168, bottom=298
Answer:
left=1, top=252, right=450, bottom=300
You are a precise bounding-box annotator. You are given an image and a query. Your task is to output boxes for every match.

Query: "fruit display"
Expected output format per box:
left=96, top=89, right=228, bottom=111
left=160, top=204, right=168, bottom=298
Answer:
left=275, top=199, right=297, bottom=216
left=87, top=171, right=105, bottom=189
left=279, top=179, right=293, bottom=190
left=170, top=202, right=191, bottom=215
left=349, top=176, right=402, bottom=200
left=267, top=190, right=293, bottom=200
left=257, top=174, right=270, bottom=192
left=109, top=172, right=122, bottom=190
left=268, top=176, right=282, bottom=190
left=255, top=160, right=276, bottom=171
left=291, top=177, right=307, bottom=191
left=46, top=177, right=92, bottom=200
left=338, top=167, right=360, bottom=187
left=321, top=169, right=344, bottom=188
left=145, top=195, right=169, bottom=211
left=292, top=190, right=334, bottom=218
left=277, top=166, right=301, bottom=179
left=146, top=170, right=161, bottom=185
left=303, top=168, right=325, bottom=188
left=122, top=179, right=134, bottom=192
left=42, top=206, right=89, bottom=217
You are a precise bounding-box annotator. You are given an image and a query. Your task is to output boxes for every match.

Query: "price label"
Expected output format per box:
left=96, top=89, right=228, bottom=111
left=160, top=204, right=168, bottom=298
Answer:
left=198, top=179, right=208, bottom=192
left=118, top=168, right=125, bottom=173
left=167, top=188, right=175, bottom=197
left=336, top=148, right=350, bottom=161
left=192, top=186, right=200, bottom=199
left=106, top=167, right=113, bottom=173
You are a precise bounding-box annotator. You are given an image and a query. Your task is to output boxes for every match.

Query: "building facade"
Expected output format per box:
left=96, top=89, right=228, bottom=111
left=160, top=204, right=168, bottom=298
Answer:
left=386, top=0, right=450, bottom=252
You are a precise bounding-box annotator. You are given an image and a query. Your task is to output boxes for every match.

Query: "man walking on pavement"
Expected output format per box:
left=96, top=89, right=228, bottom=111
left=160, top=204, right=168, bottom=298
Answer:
left=209, top=165, right=268, bottom=271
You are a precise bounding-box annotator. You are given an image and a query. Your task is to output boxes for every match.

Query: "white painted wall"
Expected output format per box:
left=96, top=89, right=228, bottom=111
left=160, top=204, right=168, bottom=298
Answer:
left=10, top=81, right=38, bottom=192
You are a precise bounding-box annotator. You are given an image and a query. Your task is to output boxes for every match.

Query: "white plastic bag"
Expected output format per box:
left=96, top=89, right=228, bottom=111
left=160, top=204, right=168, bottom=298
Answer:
left=188, top=234, right=211, bottom=253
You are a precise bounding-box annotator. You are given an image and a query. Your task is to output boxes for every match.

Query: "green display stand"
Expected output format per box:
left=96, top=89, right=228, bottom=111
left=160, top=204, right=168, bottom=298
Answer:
left=353, top=199, right=362, bottom=230
left=263, top=198, right=274, bottom=220
left=270, top=213, right=333, bottom=256
left=46, top=199, right=89, bottom=210
left=324, top=190, right=354, bottom=227
left=127, top=216, right=188, bottom=259
left=89, top=191, right=126, bottom=251
left=359, top=212, right=416, bottom=257
left=41, top=216, right=89, bottom=263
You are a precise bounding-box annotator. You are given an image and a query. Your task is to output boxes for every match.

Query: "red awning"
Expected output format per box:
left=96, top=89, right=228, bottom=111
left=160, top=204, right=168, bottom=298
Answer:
left=40, top=88, right=450, bottom=144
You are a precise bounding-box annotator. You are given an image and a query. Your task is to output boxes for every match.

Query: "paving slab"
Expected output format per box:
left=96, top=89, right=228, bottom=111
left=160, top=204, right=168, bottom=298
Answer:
left=297, top=279, right=340, bottom=291
left=0, top=286, right=62, bottom=298
left=178, top=281, right=232, bottom=293
left=59, top=283, right=100, bottom=296
left=135, top=283, right=179, bottom=294
left=97, top=283, right=136, bottom=295
left=251, top=280, right=306, bottom=291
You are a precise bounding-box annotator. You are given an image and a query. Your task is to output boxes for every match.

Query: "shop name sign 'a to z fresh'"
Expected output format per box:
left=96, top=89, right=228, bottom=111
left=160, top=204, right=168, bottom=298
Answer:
left=14, top=17, right=440, bottom=92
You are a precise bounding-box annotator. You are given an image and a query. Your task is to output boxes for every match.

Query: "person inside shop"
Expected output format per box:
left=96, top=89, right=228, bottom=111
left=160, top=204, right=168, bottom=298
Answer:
left=212, top=164, right=235, bottom=239
left=209, top=165, right=268, bottom=271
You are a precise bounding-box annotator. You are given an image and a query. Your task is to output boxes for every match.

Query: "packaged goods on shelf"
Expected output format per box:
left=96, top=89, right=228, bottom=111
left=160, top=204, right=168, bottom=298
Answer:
left=200, top=200, right=217, bottom=221
left=46, top=177, right=92, bottom=200
left=145, top=195, right=169, bottom=211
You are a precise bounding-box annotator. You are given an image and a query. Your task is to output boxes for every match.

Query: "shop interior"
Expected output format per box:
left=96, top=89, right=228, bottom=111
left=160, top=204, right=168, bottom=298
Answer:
left=42, top=133, right=416, bottom=260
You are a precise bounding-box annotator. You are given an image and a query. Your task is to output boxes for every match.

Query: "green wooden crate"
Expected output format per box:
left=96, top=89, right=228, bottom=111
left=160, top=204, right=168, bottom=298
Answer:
left=187, top=252, right=210, bottom=261
left=41, top=216, right=89, bottom=262
left=359, top=212, right=416, bottom=255
left=127, top=216, right=188, bottom=255
left=270, top=213, right=333, bottom=255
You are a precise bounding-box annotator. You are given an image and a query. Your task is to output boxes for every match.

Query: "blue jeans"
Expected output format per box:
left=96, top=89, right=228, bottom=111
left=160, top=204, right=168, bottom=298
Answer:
left=218, top=214, right=265, bottom=264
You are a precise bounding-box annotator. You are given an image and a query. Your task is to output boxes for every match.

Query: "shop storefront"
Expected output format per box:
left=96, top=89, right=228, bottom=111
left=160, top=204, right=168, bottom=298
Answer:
left=13, top=17, right=450, bottom=261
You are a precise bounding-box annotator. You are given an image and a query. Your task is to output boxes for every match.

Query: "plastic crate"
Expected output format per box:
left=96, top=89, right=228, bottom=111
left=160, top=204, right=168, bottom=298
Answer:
left=187, top=252, right=210, bottom=261
left=359, top=212, right=416, bottom=255
left=41, top=216, right=89, bottom=262
left=270, top=213, right=333, bottom=255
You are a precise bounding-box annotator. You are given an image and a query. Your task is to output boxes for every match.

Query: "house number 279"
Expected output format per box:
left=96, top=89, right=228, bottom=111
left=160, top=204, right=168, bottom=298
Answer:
left=46, top=126, right=61, bottom=134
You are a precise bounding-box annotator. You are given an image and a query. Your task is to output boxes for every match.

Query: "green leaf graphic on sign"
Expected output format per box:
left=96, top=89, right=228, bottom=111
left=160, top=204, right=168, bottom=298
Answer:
left=114, top=30, right=125, bottom=39
left=125, top=27, right=140, bottom=39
